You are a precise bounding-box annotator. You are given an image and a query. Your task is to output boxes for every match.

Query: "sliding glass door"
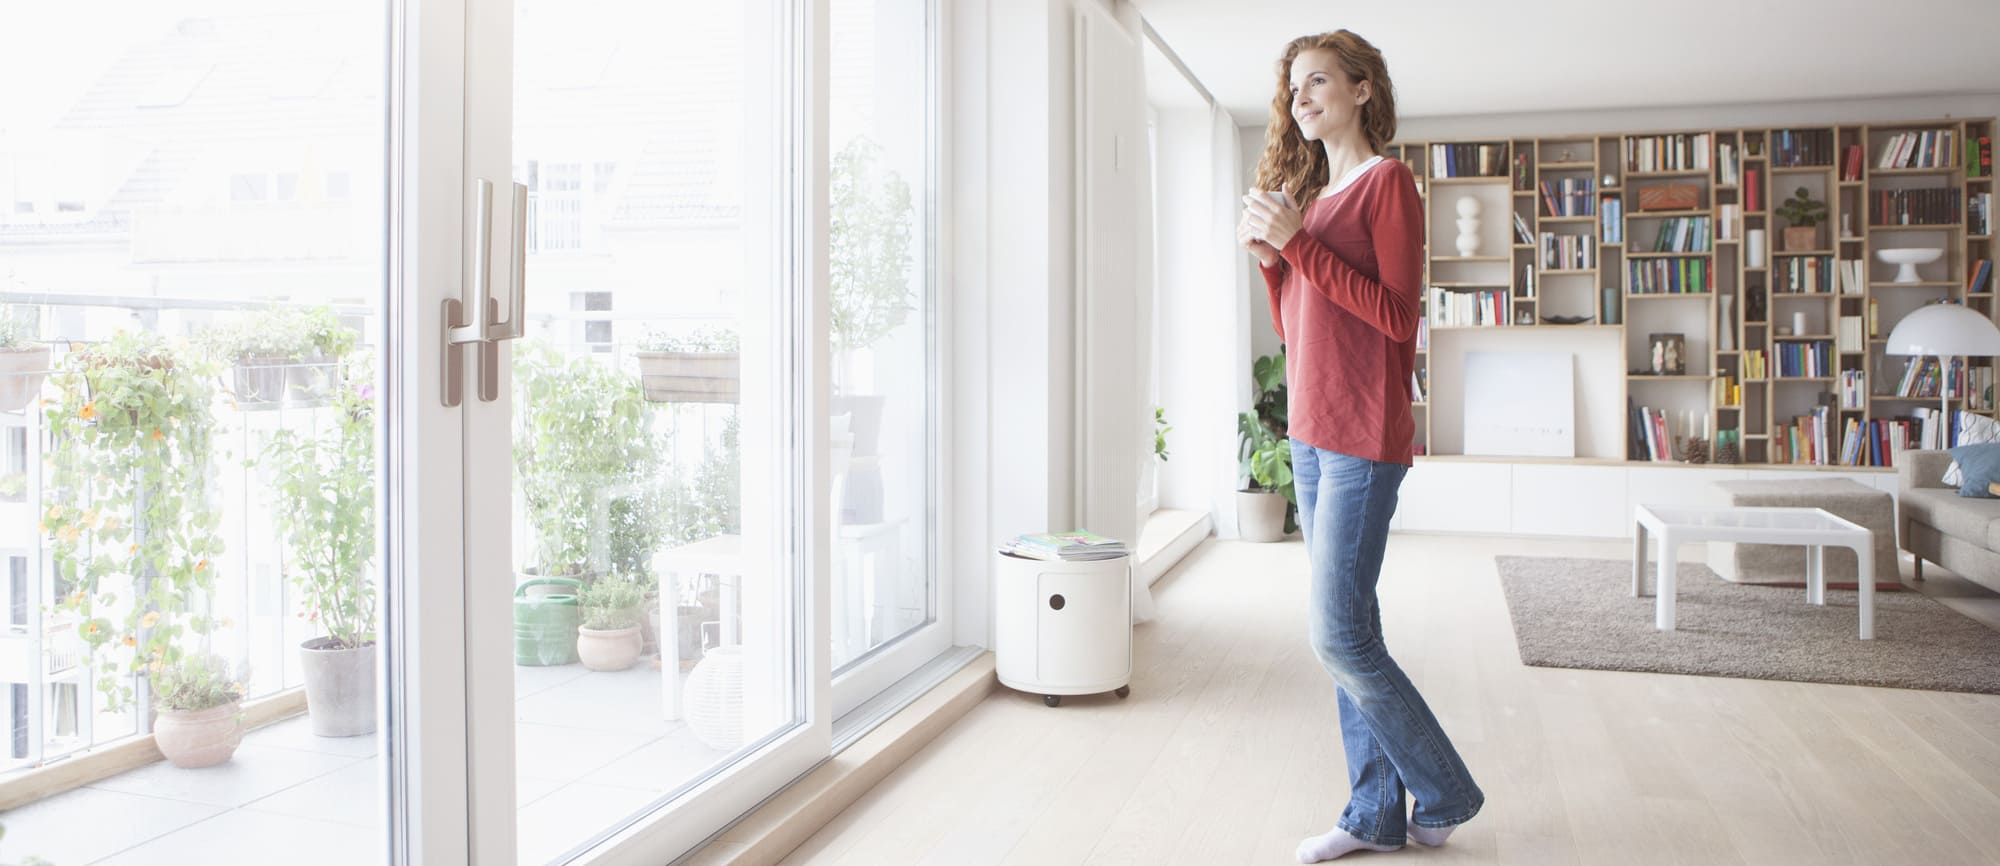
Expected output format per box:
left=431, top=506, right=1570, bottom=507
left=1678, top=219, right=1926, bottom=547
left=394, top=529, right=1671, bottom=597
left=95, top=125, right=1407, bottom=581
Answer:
left=0, top=0, right=937, bottom=861
left=478, top=0, right=824, bottom=862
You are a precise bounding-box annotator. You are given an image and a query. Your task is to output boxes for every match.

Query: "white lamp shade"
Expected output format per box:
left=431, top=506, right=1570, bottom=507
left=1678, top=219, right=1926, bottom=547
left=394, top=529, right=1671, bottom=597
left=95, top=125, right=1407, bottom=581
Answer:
left=1884, top=302, right=2000, bottom=357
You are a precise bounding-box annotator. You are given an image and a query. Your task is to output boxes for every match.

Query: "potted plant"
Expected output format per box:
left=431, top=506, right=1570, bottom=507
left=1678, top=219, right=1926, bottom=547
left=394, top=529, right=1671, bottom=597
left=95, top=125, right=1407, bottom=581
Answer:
left=0, top=313, right=49, bottom=413
left=204, top=306, right=356, bottom=405
left=43, top=332, right=227, bottom=716
left=1777, top=186, right=1827, bottom=252
left=576, top=572, right=645, bottom=671
left=829, top=136, right=917, bottom=523
left=264, top=365, right=377, bottom=736
left=514, top=343, right=662, bottom=663
left=633, top=326, right=739, bottom=404
left=1236, top=349, right=1296, bottom=542
left=149, top=652, right=246, bottom=769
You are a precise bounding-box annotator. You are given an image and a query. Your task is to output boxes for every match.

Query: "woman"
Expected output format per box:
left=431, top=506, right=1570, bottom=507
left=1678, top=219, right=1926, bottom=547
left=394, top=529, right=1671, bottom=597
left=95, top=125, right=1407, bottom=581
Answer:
left=1237, top=30, right=1484, bottom=863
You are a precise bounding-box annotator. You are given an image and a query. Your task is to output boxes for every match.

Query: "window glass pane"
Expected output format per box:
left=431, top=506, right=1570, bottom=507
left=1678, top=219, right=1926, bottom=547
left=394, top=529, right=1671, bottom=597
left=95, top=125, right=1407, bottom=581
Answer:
left=0, top=5, right=388, bottom=864
left=510, top=1, right=802, bottom=862
left=828, top=0, right=932, bottom=671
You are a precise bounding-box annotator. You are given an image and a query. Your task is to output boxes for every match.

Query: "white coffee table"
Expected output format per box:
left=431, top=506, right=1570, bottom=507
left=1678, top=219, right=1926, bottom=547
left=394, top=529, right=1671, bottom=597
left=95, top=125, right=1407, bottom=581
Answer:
left=1632, top=504, right=1875, bottom=639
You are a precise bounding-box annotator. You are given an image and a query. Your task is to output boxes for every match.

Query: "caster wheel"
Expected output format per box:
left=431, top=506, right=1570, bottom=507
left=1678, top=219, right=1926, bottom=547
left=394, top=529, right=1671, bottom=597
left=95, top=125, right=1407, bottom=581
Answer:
left=1115, top=685, right=1130, bottom=699
left=1044, top=695, right=1061, bottom=708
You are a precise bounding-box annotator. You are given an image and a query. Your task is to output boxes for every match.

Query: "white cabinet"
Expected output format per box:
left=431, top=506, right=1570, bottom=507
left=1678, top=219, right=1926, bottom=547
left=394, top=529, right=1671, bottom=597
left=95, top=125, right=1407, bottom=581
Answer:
left=1512, top=465, right=1627, bottom=537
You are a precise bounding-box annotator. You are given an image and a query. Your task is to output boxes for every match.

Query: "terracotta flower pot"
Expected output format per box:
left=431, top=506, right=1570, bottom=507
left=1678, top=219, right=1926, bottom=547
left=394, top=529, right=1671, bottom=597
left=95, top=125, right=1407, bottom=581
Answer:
left=577, top=625, right=643, bottom=671
left=1782, top=225, right=1818, bottom=252
left=154, top=701, right=244, bottom=769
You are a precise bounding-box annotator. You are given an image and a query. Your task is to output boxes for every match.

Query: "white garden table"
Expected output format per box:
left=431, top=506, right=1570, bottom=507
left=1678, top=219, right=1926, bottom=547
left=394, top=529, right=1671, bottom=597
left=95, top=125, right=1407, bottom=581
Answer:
left=1632, top=504, right=1875, bottom=639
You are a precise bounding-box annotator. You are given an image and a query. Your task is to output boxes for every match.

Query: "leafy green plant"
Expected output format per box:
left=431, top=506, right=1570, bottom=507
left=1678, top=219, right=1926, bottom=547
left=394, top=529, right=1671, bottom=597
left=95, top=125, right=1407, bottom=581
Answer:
left=514, top=343, right=663, bottom=578
left=1239, top=348, right=1298, bottom=534
left=42, top=332, right=225, bottom=711
left=1153, top=407, right=1172, bottom=461
left=150, top=652, right=244, bottom=712
left=264, top=364, right=376, bottom=649
left=661, top=412, right=740, bottom=549
left=636, top=326, right=739, bottom=354
left=1777, top=186, right=1827, bottom=228
left=204, top=305, right=356, bottom=361
left=830, top=137, right=916, bottom=375
left=579, top=572, right=645, bottom=630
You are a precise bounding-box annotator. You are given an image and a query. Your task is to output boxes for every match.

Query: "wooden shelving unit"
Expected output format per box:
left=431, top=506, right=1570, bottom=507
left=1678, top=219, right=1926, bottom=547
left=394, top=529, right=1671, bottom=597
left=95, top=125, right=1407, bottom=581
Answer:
left=1391, top=117, right=1997, bottom=469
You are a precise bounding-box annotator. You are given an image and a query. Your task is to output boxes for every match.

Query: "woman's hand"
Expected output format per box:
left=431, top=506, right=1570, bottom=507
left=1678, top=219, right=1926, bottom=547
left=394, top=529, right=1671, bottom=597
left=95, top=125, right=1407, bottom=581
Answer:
left=1238, top=211, right=1280, bottom=267
left=1242, top=189, right=1303, bottom=251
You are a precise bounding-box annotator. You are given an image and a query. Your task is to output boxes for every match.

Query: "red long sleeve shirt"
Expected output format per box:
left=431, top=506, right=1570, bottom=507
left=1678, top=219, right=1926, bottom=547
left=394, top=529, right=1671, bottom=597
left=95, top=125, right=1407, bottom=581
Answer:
left=1259, top=156, right=1424, bottom=466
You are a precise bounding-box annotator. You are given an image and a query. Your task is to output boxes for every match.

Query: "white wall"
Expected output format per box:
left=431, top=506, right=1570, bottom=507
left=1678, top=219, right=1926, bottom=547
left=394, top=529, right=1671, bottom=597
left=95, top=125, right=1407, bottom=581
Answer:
left=948, top=0, right=1152, bottom=646
left=1396, top=94, right=2000, bottom=144
left=1152, top=103, right=1247, bottom=532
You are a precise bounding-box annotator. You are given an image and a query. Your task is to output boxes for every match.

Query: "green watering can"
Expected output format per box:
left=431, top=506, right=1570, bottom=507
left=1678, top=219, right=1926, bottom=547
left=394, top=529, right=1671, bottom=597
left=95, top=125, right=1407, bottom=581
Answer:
left=515, top=577, right=584, bottom=666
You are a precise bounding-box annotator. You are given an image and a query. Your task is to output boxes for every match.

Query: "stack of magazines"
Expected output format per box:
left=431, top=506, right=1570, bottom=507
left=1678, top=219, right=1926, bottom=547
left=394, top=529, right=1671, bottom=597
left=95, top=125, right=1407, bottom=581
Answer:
left=998, top=530, right=1127, bottom=562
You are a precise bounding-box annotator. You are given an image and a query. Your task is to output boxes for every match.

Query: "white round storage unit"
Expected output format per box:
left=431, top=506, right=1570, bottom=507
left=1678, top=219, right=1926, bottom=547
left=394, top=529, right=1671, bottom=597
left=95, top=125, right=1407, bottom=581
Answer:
left=993, top=550, right=1133, bottom=707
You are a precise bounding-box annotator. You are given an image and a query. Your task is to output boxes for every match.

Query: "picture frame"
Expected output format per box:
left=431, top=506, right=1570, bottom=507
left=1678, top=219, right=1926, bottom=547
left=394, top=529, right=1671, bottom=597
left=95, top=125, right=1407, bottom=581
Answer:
left=1649, top=332, right=1686, bottom=375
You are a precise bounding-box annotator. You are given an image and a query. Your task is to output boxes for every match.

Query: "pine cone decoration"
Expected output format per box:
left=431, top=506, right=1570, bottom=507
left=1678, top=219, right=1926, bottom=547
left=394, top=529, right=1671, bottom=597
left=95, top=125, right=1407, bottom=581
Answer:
left=1715, top=441, right=1740, bottom=465
left=1683, top=438, right=1710, bottom=464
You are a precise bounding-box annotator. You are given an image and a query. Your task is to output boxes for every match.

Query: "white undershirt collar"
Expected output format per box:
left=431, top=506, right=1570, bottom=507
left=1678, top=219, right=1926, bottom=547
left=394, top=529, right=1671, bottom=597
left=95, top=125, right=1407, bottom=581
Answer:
left=1323, top=155, right=1384, bottom=198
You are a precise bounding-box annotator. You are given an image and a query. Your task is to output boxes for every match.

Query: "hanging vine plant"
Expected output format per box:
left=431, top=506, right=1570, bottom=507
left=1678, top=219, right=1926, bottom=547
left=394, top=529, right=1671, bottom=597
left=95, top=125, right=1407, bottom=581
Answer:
left=41, top=332, right=226, bottom=711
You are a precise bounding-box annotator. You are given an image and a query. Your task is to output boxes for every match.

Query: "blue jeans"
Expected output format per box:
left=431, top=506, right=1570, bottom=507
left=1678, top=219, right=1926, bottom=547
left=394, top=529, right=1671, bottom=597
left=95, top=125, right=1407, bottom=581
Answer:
left=1290, top=442, right=1483, bottom=846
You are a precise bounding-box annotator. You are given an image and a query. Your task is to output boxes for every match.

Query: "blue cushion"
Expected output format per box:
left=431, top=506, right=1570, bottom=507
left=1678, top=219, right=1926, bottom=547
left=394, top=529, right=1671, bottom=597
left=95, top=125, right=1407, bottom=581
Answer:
left=1948, top=442, right=2000, bottom=498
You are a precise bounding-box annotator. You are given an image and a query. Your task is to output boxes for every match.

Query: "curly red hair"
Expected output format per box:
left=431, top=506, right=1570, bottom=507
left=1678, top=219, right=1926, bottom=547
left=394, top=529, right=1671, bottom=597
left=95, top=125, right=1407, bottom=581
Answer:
left=1252, top=30, right=1398, bottom=206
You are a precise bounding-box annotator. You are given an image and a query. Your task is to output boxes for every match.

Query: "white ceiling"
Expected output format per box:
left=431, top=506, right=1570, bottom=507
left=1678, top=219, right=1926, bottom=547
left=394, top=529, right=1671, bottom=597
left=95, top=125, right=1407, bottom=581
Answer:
left=1134, top=0, right=2000, bottom=125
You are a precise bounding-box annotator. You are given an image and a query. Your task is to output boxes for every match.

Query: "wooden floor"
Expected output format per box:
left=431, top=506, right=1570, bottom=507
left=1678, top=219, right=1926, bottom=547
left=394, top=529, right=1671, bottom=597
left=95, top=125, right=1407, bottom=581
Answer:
left=779, top=534, right=2000, bottom=866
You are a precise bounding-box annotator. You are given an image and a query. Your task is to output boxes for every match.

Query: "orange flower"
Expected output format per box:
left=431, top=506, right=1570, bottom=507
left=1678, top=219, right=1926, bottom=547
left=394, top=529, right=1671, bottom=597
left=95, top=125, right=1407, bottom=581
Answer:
left=122, top=635, right=136, bottom=648
left=194, top=559, right=209, bottom=572
left=151, top=428, right=164, bottom=441
left=66, top=591, right=84, bottom=607
left=56, top=525, right=80, bottom=543
left=45, top=504, right=63, bottom=520
left=140, top=611, right=161, bottom=628
left=128, top=543, right=139, bottom=554
left=79, top=401, right=96, bottom=421
left=83, top=622, right=100, bottom=637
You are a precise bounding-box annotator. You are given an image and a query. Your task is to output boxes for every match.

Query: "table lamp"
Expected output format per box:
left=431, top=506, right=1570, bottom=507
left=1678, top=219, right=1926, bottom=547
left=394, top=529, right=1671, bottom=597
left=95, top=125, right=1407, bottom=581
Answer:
left=1884, top=300, right=2000, bottom=446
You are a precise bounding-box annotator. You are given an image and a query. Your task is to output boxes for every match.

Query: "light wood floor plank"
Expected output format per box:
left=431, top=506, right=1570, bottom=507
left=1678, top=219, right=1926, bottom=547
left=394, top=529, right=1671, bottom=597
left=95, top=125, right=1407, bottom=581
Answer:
left=782, top=534, right=2000, bottom=866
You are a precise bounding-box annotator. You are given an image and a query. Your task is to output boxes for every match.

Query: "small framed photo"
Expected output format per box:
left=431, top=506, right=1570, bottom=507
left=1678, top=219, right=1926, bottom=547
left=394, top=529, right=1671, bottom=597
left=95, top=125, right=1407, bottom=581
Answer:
left=1649, top=333, right=1686, bottom=375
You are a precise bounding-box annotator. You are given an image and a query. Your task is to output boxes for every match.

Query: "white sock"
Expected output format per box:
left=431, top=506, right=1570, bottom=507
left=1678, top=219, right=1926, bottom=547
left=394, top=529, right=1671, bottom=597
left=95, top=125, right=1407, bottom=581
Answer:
left=1295, top=827, right=1399, bottom=863
left=1408, top=823, right=1455, bottom=847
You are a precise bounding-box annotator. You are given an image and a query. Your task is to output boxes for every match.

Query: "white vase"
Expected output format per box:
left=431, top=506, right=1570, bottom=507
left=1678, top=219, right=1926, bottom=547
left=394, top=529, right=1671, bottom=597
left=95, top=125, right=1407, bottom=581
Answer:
left=1718, top=295, right=1735, bottom=352
left=685, top=645, right=745, bottom=750
left=1454, top=197, right=1483, bottom=257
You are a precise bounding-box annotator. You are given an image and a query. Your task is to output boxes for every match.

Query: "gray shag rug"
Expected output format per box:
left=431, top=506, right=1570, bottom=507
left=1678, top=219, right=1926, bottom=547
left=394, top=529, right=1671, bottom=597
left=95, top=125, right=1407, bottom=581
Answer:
left=1495, top=556, right=2000, bottom=694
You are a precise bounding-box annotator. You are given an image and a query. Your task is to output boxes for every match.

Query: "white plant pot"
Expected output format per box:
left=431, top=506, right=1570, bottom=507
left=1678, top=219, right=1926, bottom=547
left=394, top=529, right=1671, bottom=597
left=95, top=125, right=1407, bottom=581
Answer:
left=300, top=637, right=376, bottom=737
left=0, top=345, right=51, bottom=413
left=1236, top=490, right=1289, bottom=543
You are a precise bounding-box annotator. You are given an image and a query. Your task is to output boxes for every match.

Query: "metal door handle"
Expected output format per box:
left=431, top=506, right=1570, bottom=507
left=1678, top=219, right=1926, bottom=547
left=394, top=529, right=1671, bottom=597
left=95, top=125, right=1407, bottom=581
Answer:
left=442, top=179, right=528, bottom=406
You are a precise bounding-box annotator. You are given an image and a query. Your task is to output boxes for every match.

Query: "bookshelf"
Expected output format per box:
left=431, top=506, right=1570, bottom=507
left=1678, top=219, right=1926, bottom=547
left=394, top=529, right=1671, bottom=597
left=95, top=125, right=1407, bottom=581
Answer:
left=1390, top=117, right=1998, bottom=469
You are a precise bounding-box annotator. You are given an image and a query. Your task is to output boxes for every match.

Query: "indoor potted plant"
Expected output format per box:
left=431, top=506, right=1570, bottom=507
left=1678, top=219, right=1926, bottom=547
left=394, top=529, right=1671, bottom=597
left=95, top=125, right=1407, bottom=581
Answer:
left=204, top=306, right=355, bottom=405
left=829, top=136, right=917, bottom=523
left=43, top=332, right=227, bottom=716
left=149, top=652, right=246, bottom=769
left=264, top=364, right=378, bottom=736
left=576, top=571, right=645, bottom=671
left=1777, top=186, right=1827, bottom=252
left=633, top=326, right=739, bottom=404
left=1236, top=350, right=1296, bottom=542
left=0, top=313, right=50, bottom=413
